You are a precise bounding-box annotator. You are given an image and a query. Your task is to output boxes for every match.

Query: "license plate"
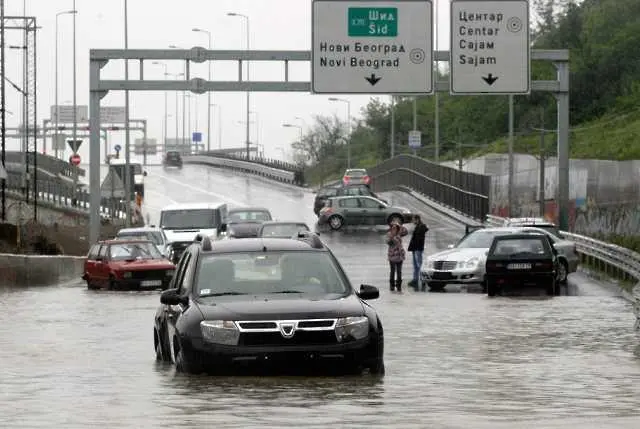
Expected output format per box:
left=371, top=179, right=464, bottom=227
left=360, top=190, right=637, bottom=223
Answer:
left=432, top=271, right=452, bottom=280
left=507, top=263, right=532, bottom=270
left=141, top=280, right=162, bottom=287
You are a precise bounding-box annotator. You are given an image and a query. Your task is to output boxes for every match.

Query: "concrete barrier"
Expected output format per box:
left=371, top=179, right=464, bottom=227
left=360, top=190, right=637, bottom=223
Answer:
left=0, top=253, right=85, bottom=287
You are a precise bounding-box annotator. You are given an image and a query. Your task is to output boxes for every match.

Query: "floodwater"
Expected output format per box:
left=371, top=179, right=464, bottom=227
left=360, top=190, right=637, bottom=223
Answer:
left=1, top=166, right=639, bottom=428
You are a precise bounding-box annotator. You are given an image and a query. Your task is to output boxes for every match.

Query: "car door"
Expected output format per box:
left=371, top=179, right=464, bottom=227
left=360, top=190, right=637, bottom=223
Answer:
left=84, top=245, right=99, bottom=281
left=166, top=251, right=194, bottom=363
left=338, top=197, right=361, bottom=225
left=359, top=197, right=387, bottom=225
left=95, top=244, right=110, bottom=287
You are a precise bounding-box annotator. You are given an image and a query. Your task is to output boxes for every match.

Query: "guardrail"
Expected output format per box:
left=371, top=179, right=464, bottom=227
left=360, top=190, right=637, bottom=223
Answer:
left=4, top=151, right=85, bottom=179
left=485, top=214, right=640, bottom=285
left=183, top=155, right=305, bottom=186
left=3, top=170, right=127, bottom=220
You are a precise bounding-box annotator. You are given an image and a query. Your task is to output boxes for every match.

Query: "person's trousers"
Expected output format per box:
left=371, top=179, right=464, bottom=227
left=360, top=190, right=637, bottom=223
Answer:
left=412, top=251, right=423, bottom=285
left=389, top=261, right=402, bottom=291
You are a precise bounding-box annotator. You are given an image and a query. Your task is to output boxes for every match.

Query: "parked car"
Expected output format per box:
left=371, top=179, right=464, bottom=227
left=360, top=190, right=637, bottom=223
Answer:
left=318, top=195, right=413, bottom=231
left=516, top=226, right=578, bottom=283
left=115, top=226, right=169, bottom=258
left=313, top=184, right=342, bottom=216
left=83, top=239, right=176, bottom=290
left=485, top=233, right=559, bottom=296
left=500, top=217, right=561, bottom=236
left=153, top=233, right=384, bottom=376
left=220, top=207, right=274, bottom=239
left=257, top=221, right=311, bottom=238
left=163, top=150, right=183, bottom=168
left=336, top=184, right=387, bottom=203
left=343, top=168, right=371, bottom=186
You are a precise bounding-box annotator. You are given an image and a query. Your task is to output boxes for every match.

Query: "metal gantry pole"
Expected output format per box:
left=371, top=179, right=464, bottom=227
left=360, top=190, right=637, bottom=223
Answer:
left=123, top=0, right=132, bottom=226
left=71, top=0, right=79, bottom=206
left=507, top=94, right=515, bottom=216
left=0, top=0, right=5, bottom=222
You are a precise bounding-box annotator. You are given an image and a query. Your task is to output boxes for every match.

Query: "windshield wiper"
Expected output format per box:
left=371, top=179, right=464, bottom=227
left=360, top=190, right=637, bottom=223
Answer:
left=200, top=292, right=248, bottom=297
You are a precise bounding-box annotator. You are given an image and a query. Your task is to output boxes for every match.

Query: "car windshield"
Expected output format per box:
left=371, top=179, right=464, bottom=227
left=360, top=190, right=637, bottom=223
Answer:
left=259, top=223, right=310, bottom=238
left=160, top=209, right=218, bottom=230
left=228, top=210, right=272, bottom=222
left=116, top=231, right=164, bottom=245
left=491, top=238, right=549, bottom=256
left=346, top=169, right=366, bottom=177
left=195, top=251, right=349, bottom=298
left=457, top=230, right=514, bottom=249
left=109, top=242, right=161, bottom=260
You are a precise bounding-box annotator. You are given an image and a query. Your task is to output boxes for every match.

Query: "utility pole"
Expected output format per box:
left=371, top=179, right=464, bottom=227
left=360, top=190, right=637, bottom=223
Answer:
left=507, top=94, right=515, bottom=216
left=538, top=107, right=546, bottom=217
left=123, top=0, right=132, bottom=226
left=0, top=0, right=5, bottom=221
left=390, top=96, right=395, bottom=158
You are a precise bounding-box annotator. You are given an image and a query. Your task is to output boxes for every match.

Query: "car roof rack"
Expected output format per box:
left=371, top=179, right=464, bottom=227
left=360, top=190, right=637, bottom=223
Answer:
left=193, top=234, right=213, bottom=251
left=292, top=231, right=325, bottom=249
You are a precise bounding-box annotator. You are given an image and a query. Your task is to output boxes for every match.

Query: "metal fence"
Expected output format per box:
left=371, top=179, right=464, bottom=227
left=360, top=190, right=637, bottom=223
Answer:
left=368, top=155, right=491, bottom=221
left=4, top=151, right=85, bottom=179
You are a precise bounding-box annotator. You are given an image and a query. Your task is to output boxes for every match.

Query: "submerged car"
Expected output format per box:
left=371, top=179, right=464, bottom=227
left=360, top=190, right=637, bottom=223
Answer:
left=83, top=239, right=176, bottom=290
left=257, top=221, right=311, bottom=238
left=153, top=233, right=384, bottom=376
left=485, top=233, right=559, bottom=296
left=318, top=195, right=412, bottom=230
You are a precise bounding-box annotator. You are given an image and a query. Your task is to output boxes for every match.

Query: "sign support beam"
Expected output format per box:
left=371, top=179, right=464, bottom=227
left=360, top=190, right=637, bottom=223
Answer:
left=88, top=47, right=569, bottom=242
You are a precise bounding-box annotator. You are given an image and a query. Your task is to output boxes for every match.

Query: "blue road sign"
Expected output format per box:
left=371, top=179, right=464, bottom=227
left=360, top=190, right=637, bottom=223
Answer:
left=192, top=132, right=202, bottom=143
left=114, top=144, right=122, bottom=152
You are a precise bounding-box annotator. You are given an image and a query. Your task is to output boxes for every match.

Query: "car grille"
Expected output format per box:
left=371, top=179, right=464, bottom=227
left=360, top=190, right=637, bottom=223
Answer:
left=129, top=269, right=166, bottom=280
left=433, top=261, right=457, bottom=270
left=236, top=319, right=338, bottom=347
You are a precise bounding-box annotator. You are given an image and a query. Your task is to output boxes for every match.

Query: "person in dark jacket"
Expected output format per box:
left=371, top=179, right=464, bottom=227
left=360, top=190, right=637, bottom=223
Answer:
left=407, top=215, right=429, bottom=291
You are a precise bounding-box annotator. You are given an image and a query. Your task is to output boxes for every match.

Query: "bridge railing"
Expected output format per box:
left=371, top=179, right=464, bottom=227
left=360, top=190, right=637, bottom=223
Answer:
left=485, top=214, right=640, bottom=285
left=4, top=151, right=85, bottom=179
left=3, top=170, right=126, bottom=219
left=198, top=151, right=301, bottom=173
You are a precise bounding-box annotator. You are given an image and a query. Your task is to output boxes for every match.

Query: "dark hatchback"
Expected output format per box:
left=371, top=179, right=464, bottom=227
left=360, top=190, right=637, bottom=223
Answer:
left=163, top=150, right=183, bottom=168
left=220, top=207, right=274, bottom=238
left=153, top=234, right=384, bottom=376
left=485, top=233, right=559, bottom=297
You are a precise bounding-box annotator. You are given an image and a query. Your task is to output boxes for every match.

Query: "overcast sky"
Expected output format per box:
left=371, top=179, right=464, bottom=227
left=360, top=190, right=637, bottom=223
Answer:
left=4, top=0, right=453, bottom=162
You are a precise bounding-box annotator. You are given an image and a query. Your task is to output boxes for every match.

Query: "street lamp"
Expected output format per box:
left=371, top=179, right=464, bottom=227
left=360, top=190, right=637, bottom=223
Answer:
left=169, top=44, right=187, bottom=147
left=192, top=28, right=213, bottom=152
left=328, top=97, right=352, bottom=168
left=227, top=12, right=251, bottom=160
left=54, top=9, right=76, bottom=159
left=152, top=61, right=168, bottom=154
left=211, top=104, right=223, bottom=150
left=166, top=72, right=184, bottom=144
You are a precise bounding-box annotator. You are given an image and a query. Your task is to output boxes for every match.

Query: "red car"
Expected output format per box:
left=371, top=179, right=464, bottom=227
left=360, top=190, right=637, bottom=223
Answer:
left=83, top=239, right=176, bottom=290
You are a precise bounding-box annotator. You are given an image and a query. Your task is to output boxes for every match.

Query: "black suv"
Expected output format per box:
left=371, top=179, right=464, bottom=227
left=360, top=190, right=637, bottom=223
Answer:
left=314, top=184, right=386, bottom=216
left=153, top=232, right=385, bottom=375
left=163, top=150, right=183, bottom=168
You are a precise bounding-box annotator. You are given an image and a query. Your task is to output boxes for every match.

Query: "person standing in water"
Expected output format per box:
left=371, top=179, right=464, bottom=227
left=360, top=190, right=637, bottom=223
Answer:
left=387, top=221, right=408, bottom=293
left=408, top=215, right=429, bottom=291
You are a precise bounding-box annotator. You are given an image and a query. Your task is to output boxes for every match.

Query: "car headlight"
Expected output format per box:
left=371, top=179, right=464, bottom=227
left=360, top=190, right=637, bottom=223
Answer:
left=423, top=260, right=434, bottom=270
left=458, top=257, right=481, bottom=269
left=200, top=320, right=240, bottom=346
left=335, top=316, right=369, bottom=342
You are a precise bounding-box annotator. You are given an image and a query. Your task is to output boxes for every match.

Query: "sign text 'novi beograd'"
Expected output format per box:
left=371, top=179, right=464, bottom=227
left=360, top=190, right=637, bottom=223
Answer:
left=450, top=0, right=530, bottom=94
left=312, top=0, right=433, bottom=94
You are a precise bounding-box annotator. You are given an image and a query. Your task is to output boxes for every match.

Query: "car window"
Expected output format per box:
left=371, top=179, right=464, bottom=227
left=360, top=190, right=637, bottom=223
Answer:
left=88, top=245, right=99, bottom=259
left=457, top=230, right=515, bottom=249
left=108, top=242, right=162, bottom=260
left=195, top=251, right=349, bottom=298
left=259, top=223, right=310, bottom=237
left=338, top=198, right=359, bottom=208
left=319, top=188, right=338, bottom=198
left=341, top=187, right=366, bottom=196
left=346, top=169, right=366, bottom=177
left=228, top=210, right=272, bottom=222
left=359, top=198, right=381, bottom=209
left=98, top=245, right=108, bottom=259
left=173, top=252, right=192, bottom=292
left=491, top=238, right=549, bottom=256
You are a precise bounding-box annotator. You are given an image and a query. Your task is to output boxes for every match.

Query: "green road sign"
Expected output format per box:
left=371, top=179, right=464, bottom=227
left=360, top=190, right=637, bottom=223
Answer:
left=348, top=7, right=398, bottom=37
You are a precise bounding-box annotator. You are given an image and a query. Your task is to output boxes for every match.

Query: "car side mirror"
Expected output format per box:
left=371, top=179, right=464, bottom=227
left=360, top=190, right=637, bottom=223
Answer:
left=219, top=223, right=227, bottom=233
left=160, top=288, right=186, bottom=306
left=357, top=284, right=379, bottom=300
left=447, top=244, right=455, bottom=249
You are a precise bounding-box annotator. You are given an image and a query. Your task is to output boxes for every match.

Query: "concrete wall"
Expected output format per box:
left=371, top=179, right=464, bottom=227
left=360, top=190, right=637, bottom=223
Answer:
left=5, top=194, right=90, bottom=228
left=442, top=153, right=640, bottom=235
left=0, top=253, right=84, bottom=287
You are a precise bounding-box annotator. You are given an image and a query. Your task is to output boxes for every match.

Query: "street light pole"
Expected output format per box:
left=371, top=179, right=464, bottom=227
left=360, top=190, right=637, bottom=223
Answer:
left=54, top=9, right=76, bottom=160
left=192, top=28, right=212, bottom=152
left=123, top=0, right=132, bottom=226
left=227, top=13, right=250, bottom=160
left=71, top=0, right=80, bottom=206
left=152, top=61, right=168, bottom=154
left=328, top=97, right=351, bottom=168
left=212, top=103, right=222, bottom=149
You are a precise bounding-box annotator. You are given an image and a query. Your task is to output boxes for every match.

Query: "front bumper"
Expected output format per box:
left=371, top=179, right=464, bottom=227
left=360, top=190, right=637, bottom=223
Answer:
left=112, top=278, right=171, bottom=290
left=486, top=272, right=555, bottom=288
left=421, top=267, right=484, bottom=285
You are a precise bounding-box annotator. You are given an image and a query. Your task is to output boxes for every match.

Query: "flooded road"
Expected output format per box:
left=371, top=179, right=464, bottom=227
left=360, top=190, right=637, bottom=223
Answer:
left=1, top=165, right=639, bottom=428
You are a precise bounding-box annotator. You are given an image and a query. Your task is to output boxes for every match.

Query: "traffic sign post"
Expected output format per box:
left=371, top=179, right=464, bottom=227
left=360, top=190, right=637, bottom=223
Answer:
left=312, top=0, right=433, bottom=94
left=67, top=139, right=83, bottom=153
left=408, top=130, right=421, bottom=149
left=70, top=154, right=81, bottom=166
left=450, top=0, right=530, bottom=94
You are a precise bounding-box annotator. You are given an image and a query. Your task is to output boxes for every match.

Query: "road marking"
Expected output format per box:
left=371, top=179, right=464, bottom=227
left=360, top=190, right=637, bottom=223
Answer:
left=154, top=171, right=245, bottom=206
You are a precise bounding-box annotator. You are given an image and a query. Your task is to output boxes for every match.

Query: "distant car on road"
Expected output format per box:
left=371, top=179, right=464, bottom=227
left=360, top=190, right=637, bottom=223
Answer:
left=485, top=233, right=559, bottom=296
left=83, top=239, right=175, bottom=290
left=153, top=233, right=384, bottom=376
left=115, top=226, right=169, bottom=257
left=317, top=195, right=412, bottom=231
left=163, top=150, right=183, bottom=168
left=220, top=207, right=274, bottom=239
left=342, top=168, right=371, bottom=186
left=257, top=221, right=311, bottom=238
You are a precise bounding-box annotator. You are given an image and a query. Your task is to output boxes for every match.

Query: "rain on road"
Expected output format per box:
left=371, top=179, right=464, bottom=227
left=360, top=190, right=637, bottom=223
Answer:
left=1, top=165, right=639, bottom=429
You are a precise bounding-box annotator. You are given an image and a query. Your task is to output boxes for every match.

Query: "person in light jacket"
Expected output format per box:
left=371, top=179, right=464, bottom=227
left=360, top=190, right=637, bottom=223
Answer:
left=387, top=221, right=408, bottom=293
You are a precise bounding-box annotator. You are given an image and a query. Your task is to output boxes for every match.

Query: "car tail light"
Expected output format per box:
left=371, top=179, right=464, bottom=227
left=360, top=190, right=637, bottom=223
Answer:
left=343, top=175, right=350, bottom=184
left=535, top=262, right=553, bottom=270
left=363, top=175, right=370, bottom=184
left=486, top=262, right=503, bottom=270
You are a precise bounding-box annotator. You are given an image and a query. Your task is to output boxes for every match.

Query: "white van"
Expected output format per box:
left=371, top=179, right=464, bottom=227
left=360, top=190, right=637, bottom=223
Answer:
left=159, top=202, right=228, bottom=263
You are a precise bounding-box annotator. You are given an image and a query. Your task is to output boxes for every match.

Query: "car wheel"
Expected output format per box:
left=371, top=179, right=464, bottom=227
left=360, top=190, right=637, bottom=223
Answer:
left=387, top=214, right=403, bottom=225
left=368, top=358, right=385, bottom=376
left=328, top=215, right=344, bottom=230
left=175, top=342, right=204, bottom=375
left=155, top=328, right=171, bottom=362
left=427, top=282, right=446, bottom=292
left=487, top=281, right=499, bottom=297
left=557, top=260, right=568, bottom=284
left=86, top=279, right=99, bottom=290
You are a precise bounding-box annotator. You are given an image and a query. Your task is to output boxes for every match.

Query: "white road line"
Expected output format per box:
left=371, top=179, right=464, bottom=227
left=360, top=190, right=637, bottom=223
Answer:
left=153, top=171, right=245, bottom=206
